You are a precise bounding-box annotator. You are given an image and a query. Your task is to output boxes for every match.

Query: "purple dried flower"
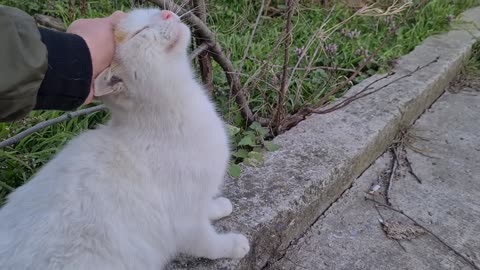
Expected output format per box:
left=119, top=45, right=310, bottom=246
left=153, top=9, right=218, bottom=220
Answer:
left=384, top=15, right=394, bottom=25
left=294, top=47, right=306, bottom=57
left=325, top=43, right=338, bottom=55
left=447, top=14, right=455, bottom=22
left=347, top=29, right=361, bottom=39
left=389, top=22, right=397, bottom=33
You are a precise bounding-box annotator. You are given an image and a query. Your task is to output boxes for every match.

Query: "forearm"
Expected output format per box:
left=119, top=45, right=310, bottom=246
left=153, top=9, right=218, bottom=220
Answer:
left=0, top=6, right=47, bottom=121
left=0, top=6, right=93, bottom=122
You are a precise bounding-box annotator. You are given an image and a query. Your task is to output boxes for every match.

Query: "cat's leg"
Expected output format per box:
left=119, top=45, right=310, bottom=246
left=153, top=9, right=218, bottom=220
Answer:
left=208, top=197, right=233, bottom=220
left=180, top=221, right=250, bottom=260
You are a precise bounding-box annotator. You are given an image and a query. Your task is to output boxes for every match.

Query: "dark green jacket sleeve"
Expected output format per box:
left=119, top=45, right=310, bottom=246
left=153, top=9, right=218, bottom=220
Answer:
left=0, top=6, right=93, bottom=122
left=0, top=6, right=47, bottom=121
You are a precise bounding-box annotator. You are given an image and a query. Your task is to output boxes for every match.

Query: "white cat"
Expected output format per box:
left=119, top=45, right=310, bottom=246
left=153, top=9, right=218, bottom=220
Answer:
left=0, top=8, right=249, bottom=270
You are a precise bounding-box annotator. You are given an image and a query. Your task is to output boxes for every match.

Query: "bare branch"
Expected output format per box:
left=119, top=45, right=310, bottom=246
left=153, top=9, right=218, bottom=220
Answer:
left=0, top=105, right=107, bottom=149
left=191, top=0, right=214, bottom=94
left=273, top=0, right=296, bottom=129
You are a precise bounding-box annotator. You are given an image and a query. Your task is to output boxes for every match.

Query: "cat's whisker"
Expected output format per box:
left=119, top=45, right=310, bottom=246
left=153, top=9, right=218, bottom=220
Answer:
left=179, top=9, right=196, bottom=19
left=179, top=0, right=189, bottom=11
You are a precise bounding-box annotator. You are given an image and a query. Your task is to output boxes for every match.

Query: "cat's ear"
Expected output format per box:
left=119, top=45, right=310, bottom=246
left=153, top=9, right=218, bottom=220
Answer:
left=94, top=66, right=125, bottom=97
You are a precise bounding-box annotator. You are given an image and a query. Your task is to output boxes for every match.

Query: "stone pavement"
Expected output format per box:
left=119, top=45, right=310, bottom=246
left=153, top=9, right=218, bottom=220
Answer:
left=270, top=77, right=480, bottom=270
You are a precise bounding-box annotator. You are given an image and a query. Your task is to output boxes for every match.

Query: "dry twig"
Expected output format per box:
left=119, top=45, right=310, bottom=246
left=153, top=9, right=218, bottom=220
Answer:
left=0, top=105, right=107, bottom=149
left=403, top=149, right=422, bottom=183
left=385, top=148, right=398, bottom=206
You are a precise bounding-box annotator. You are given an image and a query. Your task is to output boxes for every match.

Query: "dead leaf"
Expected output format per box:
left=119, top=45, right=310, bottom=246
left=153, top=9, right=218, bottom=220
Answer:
left=382, top=221, right=426, bottom=240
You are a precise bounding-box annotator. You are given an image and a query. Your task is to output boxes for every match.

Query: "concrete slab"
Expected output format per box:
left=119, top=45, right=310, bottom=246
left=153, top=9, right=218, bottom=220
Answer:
left=270, top=81, right=480, bottom=270
left=167, top=7, right=480, bottom=270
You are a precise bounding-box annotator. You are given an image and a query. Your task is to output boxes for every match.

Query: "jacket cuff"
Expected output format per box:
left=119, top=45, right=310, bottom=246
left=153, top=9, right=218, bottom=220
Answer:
left=35, top=28, right=92, bottom=111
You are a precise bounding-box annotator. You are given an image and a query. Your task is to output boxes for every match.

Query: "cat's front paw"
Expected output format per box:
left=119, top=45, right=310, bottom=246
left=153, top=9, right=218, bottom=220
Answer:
left=228, top=233, right=250, bottom=259
left=209, top=197, right=233, bottom=220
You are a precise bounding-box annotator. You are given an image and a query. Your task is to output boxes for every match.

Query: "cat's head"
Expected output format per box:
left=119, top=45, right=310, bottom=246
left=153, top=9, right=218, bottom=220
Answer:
left=93, top=8, right=193, bottom=104
left=115, top=8, right=191, bottom=60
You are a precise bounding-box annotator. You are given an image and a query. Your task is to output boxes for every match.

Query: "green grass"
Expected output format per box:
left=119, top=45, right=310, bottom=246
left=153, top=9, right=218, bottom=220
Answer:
left=0, top=0, right=479, bottom=201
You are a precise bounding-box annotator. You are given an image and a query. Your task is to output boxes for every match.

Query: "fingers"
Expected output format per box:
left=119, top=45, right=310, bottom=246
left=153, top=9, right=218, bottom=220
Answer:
left=109, top=11, right=127, bottom=25
left=83, top=86, right=95, bottom=105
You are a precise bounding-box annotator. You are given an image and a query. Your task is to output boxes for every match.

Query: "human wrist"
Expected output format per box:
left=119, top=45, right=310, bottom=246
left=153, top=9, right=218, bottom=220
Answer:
left=35, top=28, right=92, bottom=110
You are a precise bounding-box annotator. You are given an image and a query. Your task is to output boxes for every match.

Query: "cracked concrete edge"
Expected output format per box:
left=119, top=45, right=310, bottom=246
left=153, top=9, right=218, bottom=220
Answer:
left=167, top=7, right=480, bottom=270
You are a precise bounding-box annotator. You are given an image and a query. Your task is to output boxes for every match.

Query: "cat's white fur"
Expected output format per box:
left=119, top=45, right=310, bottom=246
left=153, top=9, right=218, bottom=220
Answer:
left=0, top=8, right=249, bottom=270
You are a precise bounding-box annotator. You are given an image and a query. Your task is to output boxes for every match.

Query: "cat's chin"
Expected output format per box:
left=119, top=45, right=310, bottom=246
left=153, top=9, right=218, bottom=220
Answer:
left=166, top=23, right=191, bottom=53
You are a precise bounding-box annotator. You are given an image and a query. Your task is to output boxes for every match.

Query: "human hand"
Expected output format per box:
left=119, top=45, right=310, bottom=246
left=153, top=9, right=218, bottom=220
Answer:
left=67, top=11, right=126, bottom=104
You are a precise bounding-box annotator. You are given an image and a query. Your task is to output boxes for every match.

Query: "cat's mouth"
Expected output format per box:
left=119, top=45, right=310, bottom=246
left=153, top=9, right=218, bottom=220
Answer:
left=131, top=26, right=150, bottom=39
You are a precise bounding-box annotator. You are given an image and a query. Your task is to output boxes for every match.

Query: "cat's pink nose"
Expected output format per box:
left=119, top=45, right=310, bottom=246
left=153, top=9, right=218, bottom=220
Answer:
left=160, top=10, right=173, bottom=20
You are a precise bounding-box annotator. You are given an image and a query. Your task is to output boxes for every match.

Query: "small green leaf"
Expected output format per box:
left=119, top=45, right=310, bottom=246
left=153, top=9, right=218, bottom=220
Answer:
left=264, top=141, right=281, bottom=152
left=250, top=122, right=269, bottom=136
left=226, top=124, right=240, bottom=137
left=238, top=135, right=256, bottom=146
left=249, top=122, right=262, bottom=130
left=228, top=163, right=241, bottom=178
left=248, top=151, right=263, bottom=160
left=244, top=151, right=264, bottom=167
left=253, top=146, right=263, bottom=153
left=233, top=149, right=249, bottom=158
left=258, top=127, right=269, bottom=136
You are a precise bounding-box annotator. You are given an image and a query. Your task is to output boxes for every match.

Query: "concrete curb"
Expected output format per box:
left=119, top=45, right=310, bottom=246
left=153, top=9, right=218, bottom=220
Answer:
left=168, top=7, right=480, bottom=270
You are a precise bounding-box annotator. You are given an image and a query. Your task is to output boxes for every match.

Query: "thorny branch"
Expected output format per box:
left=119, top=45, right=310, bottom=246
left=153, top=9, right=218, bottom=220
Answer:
left=191, top=0, right=214, bottom=94
left=273, top=0, right=297, bottom=129
left=365, top=197, right=480, bottom=270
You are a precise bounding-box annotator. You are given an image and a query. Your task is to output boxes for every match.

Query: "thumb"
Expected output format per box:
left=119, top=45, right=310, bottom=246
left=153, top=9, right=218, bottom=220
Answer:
left=109, top=11, right=127, bottom=25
